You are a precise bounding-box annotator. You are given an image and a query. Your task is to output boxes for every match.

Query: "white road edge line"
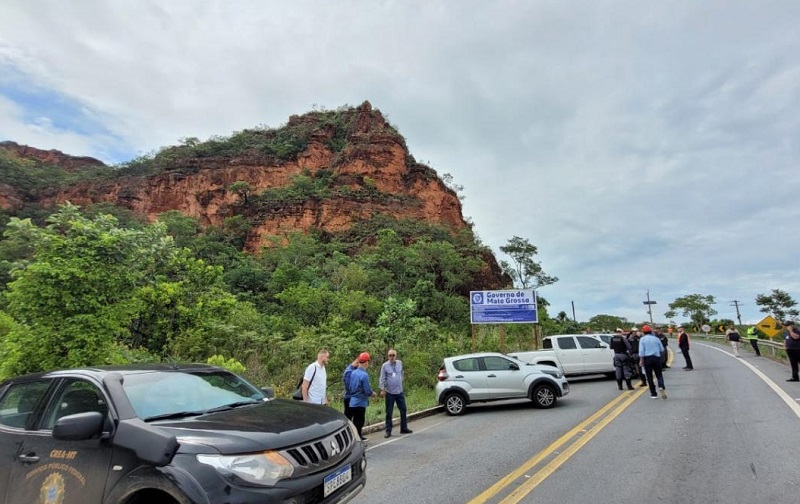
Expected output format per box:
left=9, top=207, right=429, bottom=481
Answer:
left=365, top=420, right=449, bottom=453
left=698, top=342, right=800, bottom=418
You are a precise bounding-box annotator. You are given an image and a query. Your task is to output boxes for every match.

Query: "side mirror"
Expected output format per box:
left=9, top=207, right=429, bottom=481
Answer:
left=260, top=386, right=275, bottom=399
left=509, top=363, right=520, bottom=371
left=53, top=412, right=105, bottom=441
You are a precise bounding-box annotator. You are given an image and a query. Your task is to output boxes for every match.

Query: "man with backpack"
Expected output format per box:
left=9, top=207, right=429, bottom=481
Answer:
left=302, top=349, right=329, bottom=405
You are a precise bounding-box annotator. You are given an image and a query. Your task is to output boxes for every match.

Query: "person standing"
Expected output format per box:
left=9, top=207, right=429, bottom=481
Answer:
left=627, top=329, right=648, bottom=387
left=609, top=329, right=634, bottom=390
left=379, top=349, right=413, bottom=438
left=677, top=325, right=694, bottom=370
left=639, top=325, right=667, bottom=399
left=302, top=349, right=329, bottom=405
left=656, top=327, right=670, bottom=369
left=725, top=325, right=741, bottom=357
left=342, top=356, right=360, bottom=420
left=783, top=321, right=800, bottom=382
left=746, top=326, right=761, bottom=356
left=348, top=352, right=377, bottom=440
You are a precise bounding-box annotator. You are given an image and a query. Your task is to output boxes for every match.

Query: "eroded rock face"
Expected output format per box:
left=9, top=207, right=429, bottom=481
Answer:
left=1, top=103, right=510, bottom=289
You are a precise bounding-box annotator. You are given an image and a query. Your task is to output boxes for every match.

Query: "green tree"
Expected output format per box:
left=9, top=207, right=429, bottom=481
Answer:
left=755, top=289, right=799, bottom=321
left=499, top=236, right=558, bottom=290
left=0, top=204, right=262, bottom=377
left=664, top=294, right=717, bottom=328
left=228, top=181, right=252, bottom=203
left=588, top=314, right=629, bottom=332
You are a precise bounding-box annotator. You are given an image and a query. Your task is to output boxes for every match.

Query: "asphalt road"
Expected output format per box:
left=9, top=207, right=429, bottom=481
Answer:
left=354, top=342, right=800, bottom=504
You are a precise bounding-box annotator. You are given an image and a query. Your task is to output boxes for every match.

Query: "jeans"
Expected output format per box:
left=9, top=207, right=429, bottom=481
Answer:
left=787, top=349, right=800, bottom=380
left=385, top=392, right=408, bottom=433
left=343, top=397, right=354, bottom=421
left=351, top=406, right=366, bottom=438
left=681, top=347, right=693, bottom=369
left=730, top=340, right=740, bottom=357
left=642, top=356, right=665, bottom=396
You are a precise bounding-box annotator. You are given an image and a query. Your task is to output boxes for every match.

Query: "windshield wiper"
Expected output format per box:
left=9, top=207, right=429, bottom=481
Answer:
left=144, top=410, right=208, bottom=422
left=203, top=400, right=262, bottom=414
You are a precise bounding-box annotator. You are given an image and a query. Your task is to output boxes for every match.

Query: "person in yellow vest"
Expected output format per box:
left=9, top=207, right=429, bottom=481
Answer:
left=746, top=326, right=761, bottom=356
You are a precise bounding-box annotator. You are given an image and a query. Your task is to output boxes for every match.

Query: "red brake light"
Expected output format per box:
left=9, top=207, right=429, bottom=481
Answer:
left=437, top=367, right=449, bottom=381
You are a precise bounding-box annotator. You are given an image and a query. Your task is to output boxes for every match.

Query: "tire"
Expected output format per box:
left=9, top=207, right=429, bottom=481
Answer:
left=443, top=392, right=466, bottom=416
left=531, top=384, right=556, bottom=409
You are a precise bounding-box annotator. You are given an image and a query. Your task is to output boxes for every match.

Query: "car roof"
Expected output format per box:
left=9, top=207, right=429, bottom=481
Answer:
left=0, top=363, right=224, bottom=387
left=444, top=352, right=513, bottom=360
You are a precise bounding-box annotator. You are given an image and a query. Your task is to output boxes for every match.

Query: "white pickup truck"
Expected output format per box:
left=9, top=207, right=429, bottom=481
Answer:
left=510, top=334, right=615, bottom=377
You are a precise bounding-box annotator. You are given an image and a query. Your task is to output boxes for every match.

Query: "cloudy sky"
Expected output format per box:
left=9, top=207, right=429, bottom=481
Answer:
left=2, top=0, right=799, bottom=325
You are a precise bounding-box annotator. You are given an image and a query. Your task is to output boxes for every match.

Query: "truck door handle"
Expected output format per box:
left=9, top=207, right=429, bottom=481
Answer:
left=487, top=374, right=497, bottom=378
left=18, top=453, right=39, bottom=464
left=455, top=375, right=464, bottom=378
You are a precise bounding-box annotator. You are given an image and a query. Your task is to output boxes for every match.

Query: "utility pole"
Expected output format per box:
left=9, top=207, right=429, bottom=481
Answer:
left=730, top=300, right=743, bottom=325
left=571, top=301, right=576, bottom=322
left=643, top=290, right=657, bottom=325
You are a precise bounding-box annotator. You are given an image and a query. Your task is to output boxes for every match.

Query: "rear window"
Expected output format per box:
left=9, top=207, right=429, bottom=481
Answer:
left=557, top=337, right=577, bottom=349
left=0, top=380, right=51, bottom=428
left=453, top=358, right=480, bottom=372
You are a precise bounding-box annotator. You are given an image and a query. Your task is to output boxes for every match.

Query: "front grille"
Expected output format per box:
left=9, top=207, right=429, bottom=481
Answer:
left=283, top=425, right=354, bottom=472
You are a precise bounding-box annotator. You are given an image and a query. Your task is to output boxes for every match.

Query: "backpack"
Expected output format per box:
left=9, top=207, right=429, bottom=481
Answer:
left=292, top=365, right=317, bottom=400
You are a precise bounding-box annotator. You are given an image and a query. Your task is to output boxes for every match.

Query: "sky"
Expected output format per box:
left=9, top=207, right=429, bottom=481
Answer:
left=1, top=0, right=799, bottom=326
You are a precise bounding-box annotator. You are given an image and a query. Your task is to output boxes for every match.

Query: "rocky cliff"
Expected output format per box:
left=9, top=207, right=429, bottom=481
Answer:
left=1, top=102, right=508, bottom=288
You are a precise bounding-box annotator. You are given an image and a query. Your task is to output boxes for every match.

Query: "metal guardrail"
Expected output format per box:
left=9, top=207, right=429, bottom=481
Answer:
left=691, top=334, right=786, bottom=358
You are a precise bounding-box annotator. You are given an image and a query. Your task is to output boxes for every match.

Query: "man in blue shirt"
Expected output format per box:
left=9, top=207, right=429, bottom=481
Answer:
left=342, top=356, right=360, bottom=421
left=638, top=325, right=667, bottom=399
left=348, top=352, right=377, bottom=441
left=379, top=348, right=413, bottom=438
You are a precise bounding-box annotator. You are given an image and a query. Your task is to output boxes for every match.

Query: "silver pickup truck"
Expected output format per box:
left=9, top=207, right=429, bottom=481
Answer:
left=510, top=334, right=615, bottom=377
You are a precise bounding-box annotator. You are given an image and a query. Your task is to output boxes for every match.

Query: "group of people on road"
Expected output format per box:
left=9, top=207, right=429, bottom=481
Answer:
left=610, top=325, right=669, bottom=399
left=300, top=348, right=412, bottom=441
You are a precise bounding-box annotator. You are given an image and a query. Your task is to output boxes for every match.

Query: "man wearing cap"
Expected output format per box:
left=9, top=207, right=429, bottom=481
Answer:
left=302, top=349, right=329, bottom=405
left=348, top=352, right=378, bottom=440
left=677, top=325, right=693, bottom=370
left=783, top=321, right=800, bottom=382
left=379, top=348, right=412, bottom=438
left=638, top=325, right=667, bottom=399
left=609, top=329, right=634, bottom=391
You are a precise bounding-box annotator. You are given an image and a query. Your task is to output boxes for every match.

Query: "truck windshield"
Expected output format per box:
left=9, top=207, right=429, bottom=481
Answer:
left=121, top=370, right=264, bottom=420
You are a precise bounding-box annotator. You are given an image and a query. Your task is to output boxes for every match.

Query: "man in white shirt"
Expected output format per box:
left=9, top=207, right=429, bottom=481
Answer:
left=302, top=349, right=329, bottom=405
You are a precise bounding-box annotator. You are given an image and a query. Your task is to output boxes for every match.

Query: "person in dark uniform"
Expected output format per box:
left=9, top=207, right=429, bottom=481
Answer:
left=656, top=327, right=670, bottom=369
left=627, top=329, right=648, bottom=387
left=677, top=325, right=693, bottom=370
left=609, top=329, right=634, bottom=390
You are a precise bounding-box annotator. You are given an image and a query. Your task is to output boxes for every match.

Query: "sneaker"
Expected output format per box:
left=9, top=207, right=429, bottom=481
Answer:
left=639, top=382, right=647, bottom=387
left=384, top=432, right=391, bottom=438
left=400, top=429, right=413, bottom=434
left=650, top=395, right=658, bottom=399
left=787, top=378, right=799, bottom=382
left=660, top=388, right=667, bottom=399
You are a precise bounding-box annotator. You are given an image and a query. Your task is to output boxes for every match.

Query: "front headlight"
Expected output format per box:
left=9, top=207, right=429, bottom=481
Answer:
left=540, top=367, right=563, bottom=379
left=197, top=451, right=294, bottom=486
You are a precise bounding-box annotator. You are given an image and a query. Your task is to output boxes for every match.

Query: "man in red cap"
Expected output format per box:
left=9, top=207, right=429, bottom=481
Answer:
left=348, top=352, right=377, bottom=441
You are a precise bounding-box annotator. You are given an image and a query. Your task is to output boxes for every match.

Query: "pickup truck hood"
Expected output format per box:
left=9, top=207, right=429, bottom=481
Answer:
left=154, top=399, right=349, bottom=454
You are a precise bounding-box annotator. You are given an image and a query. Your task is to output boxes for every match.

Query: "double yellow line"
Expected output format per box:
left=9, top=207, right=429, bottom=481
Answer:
left=467, top=387, right=647, bottom=504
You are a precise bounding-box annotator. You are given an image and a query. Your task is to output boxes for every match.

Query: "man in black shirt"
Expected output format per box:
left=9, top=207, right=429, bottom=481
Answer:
left=610, top=329, right=634, bottom=390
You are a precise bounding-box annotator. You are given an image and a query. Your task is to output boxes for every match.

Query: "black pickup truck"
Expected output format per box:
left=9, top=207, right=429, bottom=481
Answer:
left=0, top=363, right=365, bottom=504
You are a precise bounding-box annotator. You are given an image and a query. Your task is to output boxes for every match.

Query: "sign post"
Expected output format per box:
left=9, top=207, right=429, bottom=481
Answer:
left=470, top=290, right=538, bottom=324
left=470, top=290, right=538, bottom=351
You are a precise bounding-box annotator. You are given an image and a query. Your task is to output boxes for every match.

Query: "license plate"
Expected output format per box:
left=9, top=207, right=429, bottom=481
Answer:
left=323, top=464, right=352, bottom=497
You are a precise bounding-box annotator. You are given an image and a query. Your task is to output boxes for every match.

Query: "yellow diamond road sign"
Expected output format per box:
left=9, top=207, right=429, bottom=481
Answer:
left=756, top=315, right=783, bottom=338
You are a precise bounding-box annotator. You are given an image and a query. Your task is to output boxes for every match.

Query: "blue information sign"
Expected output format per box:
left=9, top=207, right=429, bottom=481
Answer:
left=470, top=290, right=538, bottom=324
